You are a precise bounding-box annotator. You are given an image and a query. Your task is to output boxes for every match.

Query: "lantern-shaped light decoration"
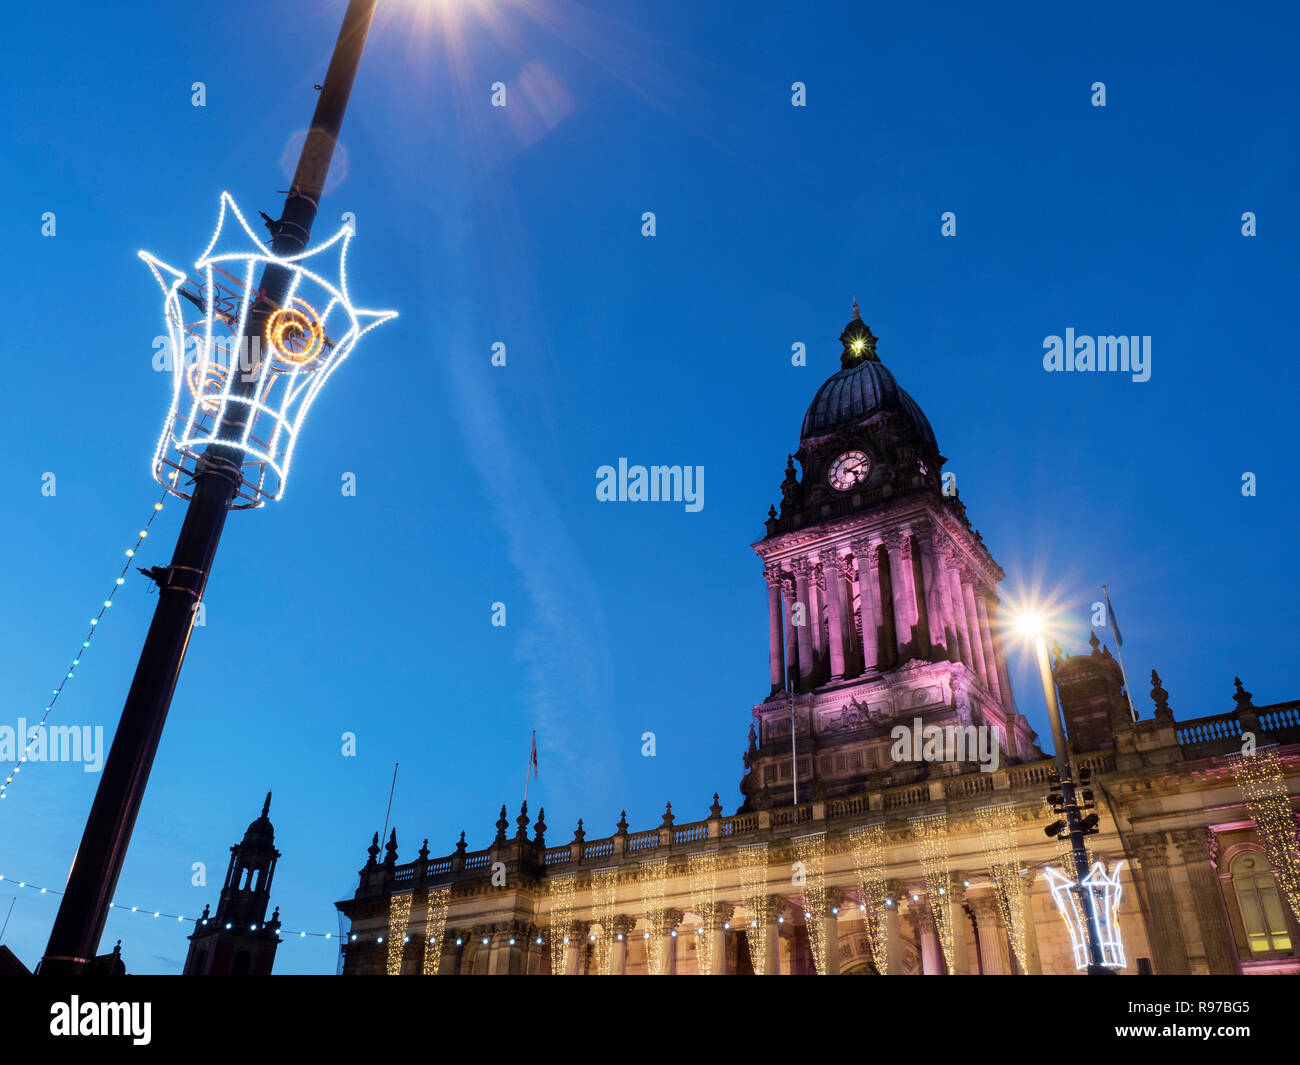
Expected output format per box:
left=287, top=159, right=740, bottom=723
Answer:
left=1044, top=860, right=1126, bottom=970
left=141, top=192, right=396, bottom=507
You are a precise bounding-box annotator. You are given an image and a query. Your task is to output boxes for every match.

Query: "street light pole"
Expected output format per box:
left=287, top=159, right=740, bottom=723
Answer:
left=40, top=0, right=379, bottom=977
left=1029, top=631, right=1111, bottom=974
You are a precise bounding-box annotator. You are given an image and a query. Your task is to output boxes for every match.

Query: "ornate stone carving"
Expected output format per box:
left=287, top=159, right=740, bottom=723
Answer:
left=822, top=696, right=890, bottom=735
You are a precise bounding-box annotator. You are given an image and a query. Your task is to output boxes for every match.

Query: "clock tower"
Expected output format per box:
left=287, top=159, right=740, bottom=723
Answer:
left=741, top=303, right=1041, bottom=808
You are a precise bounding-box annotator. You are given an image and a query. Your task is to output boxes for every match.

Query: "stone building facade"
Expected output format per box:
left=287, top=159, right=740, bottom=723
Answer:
left=336, top=308, right=1300, bottom=975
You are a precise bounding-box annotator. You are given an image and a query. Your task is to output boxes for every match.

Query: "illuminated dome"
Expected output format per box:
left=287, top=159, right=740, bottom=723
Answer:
left=799, top=306, right=937, bottom=451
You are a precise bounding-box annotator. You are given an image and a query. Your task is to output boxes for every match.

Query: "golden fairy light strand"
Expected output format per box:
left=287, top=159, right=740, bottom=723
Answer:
left=639, top=856, right=668, bottom=975
left=737, top=842, right=769, bottom=975
left=976, top=803, right=1029, bottom=974
left=1, top=481, right=174, bottom=802
left=792, top=832, right=828, bottom=974
left=548, top=873, right=576, bottom=975
left=422, top=887, right=450, bottom=975
left=687, top=850, right=718, bottom=975
left=1232, top=750, right=1300, bottom=921
left=386, top=892, right=412, bottom=974
left=848, top=823, right=889, bottom=973
left=590, top=867, right=619, bottom=976
left=911, top=813, right=955, bottom=972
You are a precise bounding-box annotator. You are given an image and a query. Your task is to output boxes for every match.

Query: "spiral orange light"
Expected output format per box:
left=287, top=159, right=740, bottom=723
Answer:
left=265, top=298, right=324, bottom=368
left=185, top=360, right=229, bottom=413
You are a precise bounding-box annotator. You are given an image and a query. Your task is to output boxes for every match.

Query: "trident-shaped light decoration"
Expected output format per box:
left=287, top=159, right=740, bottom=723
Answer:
left=141, top=191, right=396, bottom=507
left=1045, top=860, right=1127, bottom=970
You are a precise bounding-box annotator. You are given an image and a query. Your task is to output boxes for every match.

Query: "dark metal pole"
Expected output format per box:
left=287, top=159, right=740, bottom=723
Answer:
left=40, top=0, right=378, bottom=976
left=1033, top=633, right=1112, bottom=974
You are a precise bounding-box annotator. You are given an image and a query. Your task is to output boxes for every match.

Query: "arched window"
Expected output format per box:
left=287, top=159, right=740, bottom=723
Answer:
left=1230, top=852, right=1292, bottom=954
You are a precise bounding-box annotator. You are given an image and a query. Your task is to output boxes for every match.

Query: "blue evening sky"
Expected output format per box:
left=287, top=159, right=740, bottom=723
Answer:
left=0, top=0, right=1295, bottom=973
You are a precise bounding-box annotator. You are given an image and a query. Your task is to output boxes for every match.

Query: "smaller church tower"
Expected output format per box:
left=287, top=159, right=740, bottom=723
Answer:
left=183, top=792, right=282, bottom=975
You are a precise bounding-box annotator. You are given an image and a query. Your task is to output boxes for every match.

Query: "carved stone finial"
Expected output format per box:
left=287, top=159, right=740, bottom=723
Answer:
left=418, top=838, right=430, bottom=863
left=572, top=818, right=586, bottom=844
left=366, top=831, right=381, bottom=868
left=1088, top=630, right=1101, bottom=655
left=455, top=830, right=468, bottom=855
left=534, top=807, right=547, bottom=844
left=494, top=804, right=510, bottom=844
left=709, top=792, right=723, bottom=819
left=515, top=800, right=531, bottom=840
left=384, top=828, right=399, bottom=867
left=616, top=810, right=629, bottom=835
left=1233, top=676, right=1254, bottom=710
left=1150, top=669, right=1172, bottom=719
left=661, top=801, right=676, bottom=828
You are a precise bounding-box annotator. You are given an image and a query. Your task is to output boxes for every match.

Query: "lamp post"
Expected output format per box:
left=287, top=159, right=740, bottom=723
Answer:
left=1017, top=613, right=1113, bottom=975
left=39, top=0, right=380, bottom=976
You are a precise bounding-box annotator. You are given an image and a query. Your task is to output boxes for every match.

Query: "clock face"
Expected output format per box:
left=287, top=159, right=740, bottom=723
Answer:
left=829, top=450, right=870, bottom=491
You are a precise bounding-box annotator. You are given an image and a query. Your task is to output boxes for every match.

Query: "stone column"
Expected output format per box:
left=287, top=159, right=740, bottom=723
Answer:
left=947, top=882, right=971, bottom=974
left=823, top=555, right=847, bottom=679
left=823, top=890, right=845, bottom=975
left=1012, top=872, right=1040, bottom=974
left=764, top=567, right=785, bottom=693
left=564, top=921, right=588, bottom=975
left=661, top=908, right=683, bottom=975
left=885, top=534, right=915, bottom=662
left=916, top=534, right=948, bottom=658
left=883, top=882, right=903, bottom=975
left=809, top=563, right=828, bottom=682
left=710, top=902, right=734, bottom=975
left=930, top=538, right=961, bottom=663
left=915, top=896, right=943, bottom=974
left=960, top=576, right=992, bottom=684
left=1132, top=832, right=1189, bottom=974
left=945, top=555, right=975, bottom=669
left=970, top=895, right=1010, bottom=974
left=1173, top=829, right=1240, bottom=975
left=792, top=560, right=815, bottom=689
left=782, top=577, right=799, bottom=690
left=488, top=929, right=511, bottom=974
left=760, top=896, right=784, bottom=975
left=987, top=597, right=1018, bottom=719
left=609, top=915, right=634, bottom=974
left=974, top=595, right=1003, bottom=703
left=853, top=539, right=882, bottom=673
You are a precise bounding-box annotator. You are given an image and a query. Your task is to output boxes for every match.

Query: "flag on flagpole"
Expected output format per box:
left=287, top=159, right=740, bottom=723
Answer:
left=529, top=730, right=539, bottom=779
left=1103, top=585, right=1123, bottom=647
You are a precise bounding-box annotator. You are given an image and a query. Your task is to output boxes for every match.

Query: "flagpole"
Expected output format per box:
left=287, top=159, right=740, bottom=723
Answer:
left=1102, top=585, right=1138, bottom=722
left=524, top=730, right=535, bottom=807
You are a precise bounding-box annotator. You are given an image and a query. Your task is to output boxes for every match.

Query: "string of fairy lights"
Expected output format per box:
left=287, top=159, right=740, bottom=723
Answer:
left=590, top=866, right=619, bottom=976
left=792, top=831, right=828, bottom=975
left=1, top=477, right=177, bottom=803
left=975, top=803, right=1030, bottom=974
left=736, top=842, right=769, bottom=975
left=0, top=870, right=342, bottom=942
left=686, top=850, right=718, bottom=975
left=910, top=812, right=956, bottom=972
left=1231, top=749, right=1300, bottom=919
left=638, top=856, right=669, bottom=975
left=848, top=823, right=889, bottom=973
left=547, top=873, right=576, bottom=975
